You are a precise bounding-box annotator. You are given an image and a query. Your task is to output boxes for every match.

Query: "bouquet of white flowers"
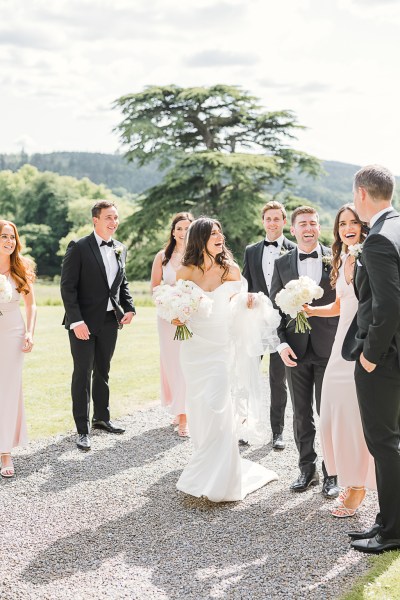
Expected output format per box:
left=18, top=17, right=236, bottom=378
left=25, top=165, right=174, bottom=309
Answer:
left=0, top=274, right=12, bottom=304
left=153, top=279, right=213, bottom=340
left=275, top=275, right=323, bottom=333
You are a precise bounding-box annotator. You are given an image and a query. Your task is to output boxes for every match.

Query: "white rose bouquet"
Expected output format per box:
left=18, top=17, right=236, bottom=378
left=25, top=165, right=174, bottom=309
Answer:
left=0, top=274, right=12, bottom=304
left=153, top=279, right=213, bottom=340
left=275, top=275, right=323, bottom=333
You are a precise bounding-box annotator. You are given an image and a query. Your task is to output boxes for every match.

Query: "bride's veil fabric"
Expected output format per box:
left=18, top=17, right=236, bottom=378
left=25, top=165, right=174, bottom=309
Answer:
left=229, top=280, right=281, bottom=445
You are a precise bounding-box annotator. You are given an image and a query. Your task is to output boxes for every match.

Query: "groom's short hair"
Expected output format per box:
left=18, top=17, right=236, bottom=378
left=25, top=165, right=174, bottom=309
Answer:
left=261, top=201, right=287, bottom=220
left=291, top=205, right=319, bottom=225
left=354, top=165, right=395, bottom=202
left=91, top=200, right=117, bottom=218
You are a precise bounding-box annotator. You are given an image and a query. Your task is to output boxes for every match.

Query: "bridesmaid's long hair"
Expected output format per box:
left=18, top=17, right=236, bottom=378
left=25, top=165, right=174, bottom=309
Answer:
left=182, top=217, right=234, bottom=281
left=330, top=204, right=367, bottom=288
left=162, top=212, right=194, bottom=266
left=0, top=220, right=36, bottom=294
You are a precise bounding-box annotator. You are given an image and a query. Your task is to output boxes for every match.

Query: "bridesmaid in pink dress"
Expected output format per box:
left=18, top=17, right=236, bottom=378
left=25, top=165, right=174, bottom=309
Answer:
left=305, top=205, right=375, bottom=517
left=151, top=212, right=194, bottom=437
left=0, top=220, right=36, bottom=478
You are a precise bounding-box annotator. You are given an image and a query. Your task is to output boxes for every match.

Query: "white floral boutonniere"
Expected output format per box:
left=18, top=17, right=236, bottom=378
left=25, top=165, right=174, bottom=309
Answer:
left=321, top=255, right=333, bottom=271
left=280, top=247, right=289, bottom=256
left=348, top=243, right=363, bottom=258
left=114, top=245, right=123, bottom=258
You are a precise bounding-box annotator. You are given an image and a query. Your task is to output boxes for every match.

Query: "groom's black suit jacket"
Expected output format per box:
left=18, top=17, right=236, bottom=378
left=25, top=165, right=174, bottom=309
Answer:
left=242, top=236, right=296, bottom=296
left=270, top=244, right=338, bottom=360
left=60, top=232, right=135, bottom=334
left=343, top=209, right=400, bottom=367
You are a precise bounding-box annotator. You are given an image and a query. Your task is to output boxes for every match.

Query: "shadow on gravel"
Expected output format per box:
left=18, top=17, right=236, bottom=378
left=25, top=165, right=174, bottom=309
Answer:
left=14, top=425, right=181, bottom=493
left=21, top=466, right=366, bottom=599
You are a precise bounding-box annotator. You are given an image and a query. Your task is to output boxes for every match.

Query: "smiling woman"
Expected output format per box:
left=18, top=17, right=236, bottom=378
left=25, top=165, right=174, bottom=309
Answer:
left=0, top=220, right=36, bottom=479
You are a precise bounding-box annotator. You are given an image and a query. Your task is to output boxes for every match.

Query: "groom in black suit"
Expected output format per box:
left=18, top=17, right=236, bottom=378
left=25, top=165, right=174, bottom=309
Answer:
left=270, top=206, right=339, bottom=496
left=343, top=165, right=400, bottom=553
left=243, top=201, right=296, bottom=450
left=61, top=201, right=135, bottom=451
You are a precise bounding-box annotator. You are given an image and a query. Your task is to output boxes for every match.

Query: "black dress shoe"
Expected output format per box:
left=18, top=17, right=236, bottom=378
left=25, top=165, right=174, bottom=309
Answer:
left=351, top=533, right=400, bottom=554
left=272, top=433, right=285, bottom=450
left=77, top=434, right=91, bottom=451
left=290, top=471, right=319, bottom=492
left=92, top=420, right=125, bottom=434
left=238, top=439, right=250, bottom=447
left=348, top=523, right=381, bottom=540
left=322, top=476, right=340, bottom=499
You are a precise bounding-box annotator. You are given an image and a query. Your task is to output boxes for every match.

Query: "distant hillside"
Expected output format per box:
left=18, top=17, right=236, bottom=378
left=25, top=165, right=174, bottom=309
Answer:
left=0, top=151, right=384, bottom=213
left=0, top=152, right=164, bottom=196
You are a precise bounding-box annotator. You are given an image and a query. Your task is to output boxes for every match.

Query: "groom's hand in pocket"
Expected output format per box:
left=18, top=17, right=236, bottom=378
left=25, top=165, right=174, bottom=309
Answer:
left=280, top=346, right=297, bottom=367
left=74, top=323, right=91, bottom=340
left=360, top=352, right=376, bottom=373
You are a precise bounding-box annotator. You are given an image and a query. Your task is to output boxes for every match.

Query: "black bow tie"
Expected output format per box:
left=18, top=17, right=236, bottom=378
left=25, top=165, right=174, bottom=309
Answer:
left=299, top=251, right=318, bottom=261
left=100, top=240, right=113, bottom=247
left=264, top=240, right=278, bottom=248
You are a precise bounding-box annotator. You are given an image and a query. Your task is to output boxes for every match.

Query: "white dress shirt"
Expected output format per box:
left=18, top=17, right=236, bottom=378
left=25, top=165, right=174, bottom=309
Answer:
left=369, top=206, right=393, bottom=228
left=297, top=244, right=322, bottom=284
left=262, top=233, right=284, bottom=293
left=70, top=232, right=119, bottom=329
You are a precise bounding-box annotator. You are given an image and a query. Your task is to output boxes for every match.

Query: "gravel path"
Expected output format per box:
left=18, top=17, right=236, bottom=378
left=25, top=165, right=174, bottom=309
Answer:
left=0, top=402, right=377, bottom=600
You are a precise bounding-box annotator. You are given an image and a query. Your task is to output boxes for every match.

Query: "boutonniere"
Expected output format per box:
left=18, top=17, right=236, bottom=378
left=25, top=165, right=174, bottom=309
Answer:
left=321, top=255, right=333, bottom=271
left=114, top=245, right=123, bottom=258
left=348, top=243, right=363, bottom=258
left=280, top=247, right=289, bottom=256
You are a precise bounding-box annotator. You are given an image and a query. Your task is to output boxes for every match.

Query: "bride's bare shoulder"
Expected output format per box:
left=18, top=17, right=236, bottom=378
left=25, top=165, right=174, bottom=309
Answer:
left=176, top=265, right=196, bottom=281
left=225, top=263, right=241, bottom=282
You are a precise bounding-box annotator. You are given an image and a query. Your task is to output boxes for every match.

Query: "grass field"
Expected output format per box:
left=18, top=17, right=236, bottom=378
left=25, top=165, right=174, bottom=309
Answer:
left=24, top=280, right=159, bottom=438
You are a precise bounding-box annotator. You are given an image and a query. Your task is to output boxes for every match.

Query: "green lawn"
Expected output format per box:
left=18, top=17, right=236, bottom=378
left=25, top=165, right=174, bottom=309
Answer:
left=342, top=551, right=400, bottom=599
left=24, top=301, right=160, bottom=439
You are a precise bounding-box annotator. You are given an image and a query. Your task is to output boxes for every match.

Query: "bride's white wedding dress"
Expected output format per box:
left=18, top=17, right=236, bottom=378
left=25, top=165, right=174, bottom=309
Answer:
left=176, top=280, right=278, bottom=502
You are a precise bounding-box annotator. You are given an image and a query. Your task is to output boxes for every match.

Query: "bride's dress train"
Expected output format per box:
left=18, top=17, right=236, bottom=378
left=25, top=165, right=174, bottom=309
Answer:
left=176, top=281, right=278, bottom=502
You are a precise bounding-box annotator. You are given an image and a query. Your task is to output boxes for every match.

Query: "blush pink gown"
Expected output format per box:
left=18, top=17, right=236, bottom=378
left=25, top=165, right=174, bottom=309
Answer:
left=320, top=254, right=376, bottom=489
left=0, top=277, right=28, bottom=452
left=157, top=260, right=186, bottom=416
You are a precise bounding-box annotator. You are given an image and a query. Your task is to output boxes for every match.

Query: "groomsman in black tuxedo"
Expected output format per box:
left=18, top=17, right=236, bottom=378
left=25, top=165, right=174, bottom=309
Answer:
left=270, top=206, right=339, bottom=496
left=243, top=201, right=296, bottom=450
left=61, top=201, right=135, bottom=451
left=342, top=165, right=400, bottom=553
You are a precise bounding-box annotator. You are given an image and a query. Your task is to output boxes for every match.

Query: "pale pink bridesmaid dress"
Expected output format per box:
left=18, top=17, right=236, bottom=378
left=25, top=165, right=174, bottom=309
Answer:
left=320, top=254, right=376, bottom=489
left=0, top=277, right=28, bottom=452
left=157, top=260, right=186, bottom=416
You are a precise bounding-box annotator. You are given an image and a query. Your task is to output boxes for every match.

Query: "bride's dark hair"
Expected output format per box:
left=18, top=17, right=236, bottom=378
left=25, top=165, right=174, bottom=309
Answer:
left=182, top=216, right=234, bottom=281
left=330, top=203, right=367, bottom=288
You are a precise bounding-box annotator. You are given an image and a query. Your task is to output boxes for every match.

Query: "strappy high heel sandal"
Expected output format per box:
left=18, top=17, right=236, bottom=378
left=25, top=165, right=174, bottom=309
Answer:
left=331, top=486, right=366, bottom=518
left=1, top=453, right=15, bottom=478
left=178, top=423, right=190, bottom=438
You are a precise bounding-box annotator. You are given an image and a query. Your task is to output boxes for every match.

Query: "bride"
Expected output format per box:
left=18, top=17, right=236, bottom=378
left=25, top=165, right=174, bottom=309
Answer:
left=175, top=217, right=278, bottom=502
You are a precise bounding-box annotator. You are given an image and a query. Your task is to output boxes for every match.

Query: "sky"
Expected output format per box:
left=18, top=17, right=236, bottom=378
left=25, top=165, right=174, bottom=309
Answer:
left=1, top=0, right=400, bottom=173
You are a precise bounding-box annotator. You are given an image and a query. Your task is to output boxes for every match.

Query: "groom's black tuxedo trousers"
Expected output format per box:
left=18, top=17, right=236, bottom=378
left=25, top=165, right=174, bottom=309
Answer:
left=270, top=245, right=338, bottom=475
left=343, top=210, right=400, bottom=539
left=69, top=311, right=118, bottom=433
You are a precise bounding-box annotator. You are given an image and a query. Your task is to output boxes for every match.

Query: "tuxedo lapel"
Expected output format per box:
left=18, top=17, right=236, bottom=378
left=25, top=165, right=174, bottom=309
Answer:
left=255, top=241, right=268, bottom=294
left=88, top=233, right=108, bottom=285
left=290, top=247, right=299, bottom=278
left=319, top=244, right=331, bottom=287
